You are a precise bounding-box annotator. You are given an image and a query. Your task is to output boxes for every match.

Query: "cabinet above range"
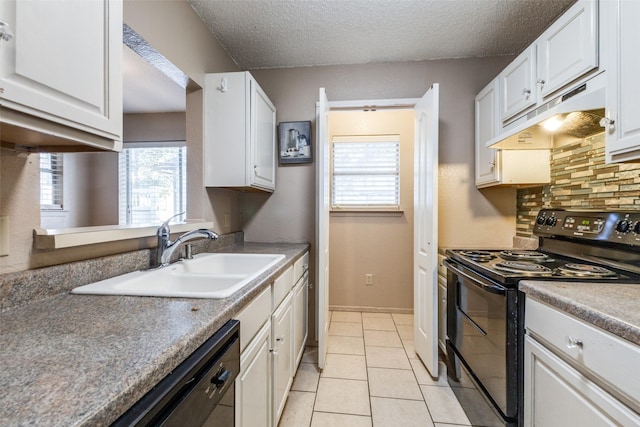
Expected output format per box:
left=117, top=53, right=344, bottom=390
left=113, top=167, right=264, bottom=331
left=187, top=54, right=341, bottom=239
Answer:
left=204, top=71, right=277, bottom=192
left=475, top=78, right=550, bottom=189
left=0, top=0, right=122, bottom=152
left=499, top=0, right=599, bottom=125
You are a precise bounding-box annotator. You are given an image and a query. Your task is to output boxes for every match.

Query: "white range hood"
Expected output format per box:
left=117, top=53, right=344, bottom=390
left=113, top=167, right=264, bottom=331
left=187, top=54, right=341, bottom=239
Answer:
left=488, top=72, right=606, bottom=150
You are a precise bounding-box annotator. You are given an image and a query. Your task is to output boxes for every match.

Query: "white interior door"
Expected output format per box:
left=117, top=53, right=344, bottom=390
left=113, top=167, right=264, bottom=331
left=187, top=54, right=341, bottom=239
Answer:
left=414, top=84, right=439, bottom=376
left=315, top=88, right=330, bottom=369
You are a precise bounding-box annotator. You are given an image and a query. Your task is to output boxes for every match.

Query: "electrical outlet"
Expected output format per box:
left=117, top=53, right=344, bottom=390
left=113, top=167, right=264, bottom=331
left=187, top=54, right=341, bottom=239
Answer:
left=365, top=273, right=373, bottom=286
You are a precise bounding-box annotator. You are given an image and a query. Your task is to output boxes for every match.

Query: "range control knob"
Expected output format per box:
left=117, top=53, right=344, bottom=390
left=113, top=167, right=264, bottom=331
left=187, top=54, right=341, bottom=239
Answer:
left=536, top=215, right=546, bottom=225
left=545, top=216, right=557, bottom=227
left=616, top=220, right=631, bottom=233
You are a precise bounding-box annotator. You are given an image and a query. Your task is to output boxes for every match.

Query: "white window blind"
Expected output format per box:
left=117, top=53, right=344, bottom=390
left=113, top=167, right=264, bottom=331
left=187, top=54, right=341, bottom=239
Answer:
left=119, top=144, right=186, bottom=226
left=331, top=135, right=400, bottom=209
left=40, top=153, right=63, bottom=210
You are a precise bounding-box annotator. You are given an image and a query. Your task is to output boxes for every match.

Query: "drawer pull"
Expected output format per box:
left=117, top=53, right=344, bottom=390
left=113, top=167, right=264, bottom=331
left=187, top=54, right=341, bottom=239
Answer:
left=566, top=336, right=583, bottom=349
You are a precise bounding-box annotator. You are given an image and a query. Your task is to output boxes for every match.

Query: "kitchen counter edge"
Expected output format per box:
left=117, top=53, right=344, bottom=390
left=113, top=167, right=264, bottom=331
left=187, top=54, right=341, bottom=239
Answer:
left=519, top=280, right=640, bottom=347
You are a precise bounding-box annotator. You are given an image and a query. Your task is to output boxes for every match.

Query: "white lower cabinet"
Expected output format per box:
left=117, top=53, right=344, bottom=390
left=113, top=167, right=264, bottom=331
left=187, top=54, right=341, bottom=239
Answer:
left=235, top=252, right=309, bottom=427
left=292, top=252, right=309, bottom=370
left=292, top=272, right=309, bottom=370
left=524, top=298, right=640, bottom=426
left=524, top=335, right=639, bottom=426
left=236, top=321, right=272, bottom=427
left=272, top=292, right=294, bottom=426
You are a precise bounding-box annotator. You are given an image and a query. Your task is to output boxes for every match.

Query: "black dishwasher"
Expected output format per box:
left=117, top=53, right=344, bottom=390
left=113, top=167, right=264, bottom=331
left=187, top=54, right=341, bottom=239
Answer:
left=113, top=319, right=240, bottom=427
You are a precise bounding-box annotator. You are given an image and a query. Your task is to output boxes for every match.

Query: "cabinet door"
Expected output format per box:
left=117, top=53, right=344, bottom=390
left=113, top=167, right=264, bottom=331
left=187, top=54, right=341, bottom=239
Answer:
left=524, top=335, right=640, bottom=426
left=500, top=45, right=537, bottom=122
left=475, top=79, right=501, bottom=186
left=0, top=0, right=122, bottom=140
left=272, top=293, right=293, bottom=426
left=236, top=321, right=272, bottom=427
left=537, top=0, right=598, bottom=99
left=250, top=78, right=276, bottom=190
left=605, top=0, right=640, bottom=163
left=293, top=274, right=309, bottom=370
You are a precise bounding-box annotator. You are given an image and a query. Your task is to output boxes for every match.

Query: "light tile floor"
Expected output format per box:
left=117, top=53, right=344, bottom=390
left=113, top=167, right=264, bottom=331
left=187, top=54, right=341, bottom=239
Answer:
left=278, top=311, right=476, bottom=427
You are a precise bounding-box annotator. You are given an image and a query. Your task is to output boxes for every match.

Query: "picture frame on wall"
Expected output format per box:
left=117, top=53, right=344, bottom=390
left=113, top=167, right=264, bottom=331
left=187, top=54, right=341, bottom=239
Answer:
left=278, top=121, right=312, bottom=164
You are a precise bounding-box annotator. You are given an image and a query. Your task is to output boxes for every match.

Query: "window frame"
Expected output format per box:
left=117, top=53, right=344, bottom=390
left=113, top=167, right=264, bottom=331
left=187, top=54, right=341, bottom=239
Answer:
left=118, top=141, right=187, bottom=226
left=39, top=153, right=64, bottom=211
left=330, top=135, right=402, bottom=212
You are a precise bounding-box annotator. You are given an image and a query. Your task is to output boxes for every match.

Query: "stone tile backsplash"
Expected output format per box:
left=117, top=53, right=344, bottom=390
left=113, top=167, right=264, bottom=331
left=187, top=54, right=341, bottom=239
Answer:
left=517, top=133, right=640, bottom=237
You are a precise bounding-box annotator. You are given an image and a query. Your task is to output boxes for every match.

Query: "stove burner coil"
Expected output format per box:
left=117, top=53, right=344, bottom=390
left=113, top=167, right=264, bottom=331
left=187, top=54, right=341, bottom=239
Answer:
left=499, top=250, right=550, bottom=262
left=459, top=250, right=496, bottom=261
left=557, top=263, right=616, bottom=277
left=494, top=261, right=553, bottom=275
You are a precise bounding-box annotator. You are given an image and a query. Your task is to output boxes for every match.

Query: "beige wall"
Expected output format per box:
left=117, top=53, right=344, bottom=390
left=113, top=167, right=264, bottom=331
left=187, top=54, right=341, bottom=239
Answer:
left=248, top=56, right=517, bottom=339
left=328, top=110, right=415, bottom=311
left=249, top=57, right=518, bottom=251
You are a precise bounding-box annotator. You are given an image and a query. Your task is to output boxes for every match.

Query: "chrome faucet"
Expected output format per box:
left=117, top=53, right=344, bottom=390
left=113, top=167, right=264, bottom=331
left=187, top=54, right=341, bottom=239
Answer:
left=156, top=213, right=219, bottom=267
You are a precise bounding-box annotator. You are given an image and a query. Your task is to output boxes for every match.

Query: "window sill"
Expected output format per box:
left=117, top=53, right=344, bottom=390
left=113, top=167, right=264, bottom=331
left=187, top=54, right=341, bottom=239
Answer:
left=33, top=221, right=214, bottom=250
left=330, top=209, right=404, bottom=217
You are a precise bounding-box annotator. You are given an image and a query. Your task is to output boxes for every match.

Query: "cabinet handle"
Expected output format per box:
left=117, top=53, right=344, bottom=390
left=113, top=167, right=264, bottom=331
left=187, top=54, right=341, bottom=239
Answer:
left=269, top=348, right=278, bottom=355
left=254, top=164, right=258, bottom=175
left=489, top=161, right=495, bottom=171
left=566, top=336, right=583, bottom=349
left=536, top=79, right=545, bottom=86
left=522, top=88, right=531, bottom=97
left=276, top=336, right=285, bottom=343
left=0, top=20, right=13, bottom=42
left=599, top=117, right=615, bottom=131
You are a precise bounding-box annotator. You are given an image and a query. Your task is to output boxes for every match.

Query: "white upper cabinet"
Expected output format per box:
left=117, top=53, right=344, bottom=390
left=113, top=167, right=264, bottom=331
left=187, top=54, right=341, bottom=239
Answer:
left=604, top=0, right=640, bottom=163
left=536, top=0, right=598, bottom=100
left=476, top=78, right=550, bottom=188
left=204, top=71, right=276, bottom=192
left=499, top=0, right=600, bottom=126
left=0, top=0, right=122, bottom=151
left=475, top=79, right=501, bottom=186
left=499, top=45, right=537, bottom=122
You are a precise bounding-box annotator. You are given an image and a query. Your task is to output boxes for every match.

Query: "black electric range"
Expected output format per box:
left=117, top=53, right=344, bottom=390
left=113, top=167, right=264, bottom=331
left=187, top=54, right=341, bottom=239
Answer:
left=444, top=209, right=640, bottom=427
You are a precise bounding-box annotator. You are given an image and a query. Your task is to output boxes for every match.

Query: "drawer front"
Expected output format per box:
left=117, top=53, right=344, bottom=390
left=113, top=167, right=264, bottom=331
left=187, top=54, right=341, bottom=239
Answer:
left=293, top=252, right=309, bottom=281
left=236, top=285, right=272, bottom=352
left=273, top=266, right=294, bottom=310
left=525, top=297, right=640, bottom=409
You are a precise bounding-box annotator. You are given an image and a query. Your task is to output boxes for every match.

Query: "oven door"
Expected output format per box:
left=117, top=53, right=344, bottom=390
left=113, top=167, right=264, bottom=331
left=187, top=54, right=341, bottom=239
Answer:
left=445, top=260, right=518, bottom=423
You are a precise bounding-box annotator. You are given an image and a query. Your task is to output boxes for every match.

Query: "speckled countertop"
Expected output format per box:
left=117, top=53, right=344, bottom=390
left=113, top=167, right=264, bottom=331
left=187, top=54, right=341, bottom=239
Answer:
left=0, top=242, right=308, bottom=427
left=519, top=280, right=640, bottom=346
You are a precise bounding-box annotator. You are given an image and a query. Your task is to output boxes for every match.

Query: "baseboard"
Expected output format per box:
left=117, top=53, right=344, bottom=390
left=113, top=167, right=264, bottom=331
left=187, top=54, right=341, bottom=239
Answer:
left=329, top=305, right=414, bottom=314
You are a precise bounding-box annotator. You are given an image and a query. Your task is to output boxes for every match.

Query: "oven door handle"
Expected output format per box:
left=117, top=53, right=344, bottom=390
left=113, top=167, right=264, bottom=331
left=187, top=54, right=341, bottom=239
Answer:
left=443, top=259, right=506, bottom=295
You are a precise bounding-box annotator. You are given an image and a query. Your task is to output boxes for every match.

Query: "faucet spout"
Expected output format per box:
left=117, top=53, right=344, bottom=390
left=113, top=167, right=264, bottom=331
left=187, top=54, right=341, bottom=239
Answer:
left=156, top=215, right=218, bottom=267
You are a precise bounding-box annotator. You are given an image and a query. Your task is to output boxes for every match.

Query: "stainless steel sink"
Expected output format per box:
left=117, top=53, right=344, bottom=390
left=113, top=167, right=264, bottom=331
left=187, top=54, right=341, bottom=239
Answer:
left=71, top=253, right=285, bottom=298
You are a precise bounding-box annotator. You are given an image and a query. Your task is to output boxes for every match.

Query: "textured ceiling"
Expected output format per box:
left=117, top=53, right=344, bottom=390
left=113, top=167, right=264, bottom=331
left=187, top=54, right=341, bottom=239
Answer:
left=188, top=0, right=576, bottom=69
